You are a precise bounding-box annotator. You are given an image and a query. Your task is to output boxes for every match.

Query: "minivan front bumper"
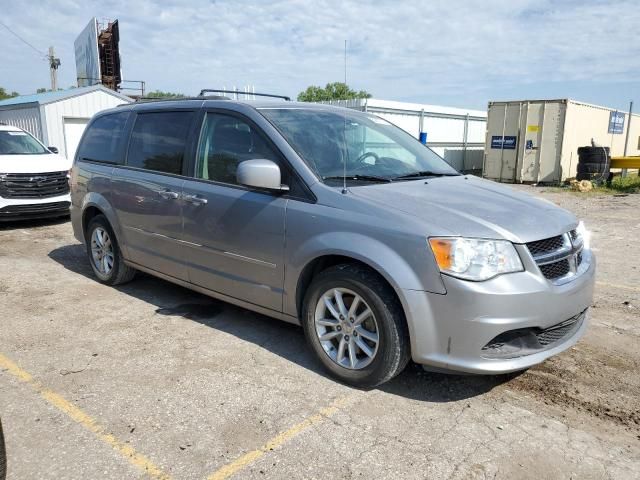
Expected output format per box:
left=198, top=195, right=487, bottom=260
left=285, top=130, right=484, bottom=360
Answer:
left=404, top=249, right=595, bottom=374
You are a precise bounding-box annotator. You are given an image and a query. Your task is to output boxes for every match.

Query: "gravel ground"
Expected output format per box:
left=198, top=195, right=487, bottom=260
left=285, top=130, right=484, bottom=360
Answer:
left=0, top=185, right=639, bottom=480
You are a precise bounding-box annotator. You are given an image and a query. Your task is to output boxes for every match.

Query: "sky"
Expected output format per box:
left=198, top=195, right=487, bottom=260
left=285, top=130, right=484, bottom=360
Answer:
left=1, top=0, right=638, bottom=111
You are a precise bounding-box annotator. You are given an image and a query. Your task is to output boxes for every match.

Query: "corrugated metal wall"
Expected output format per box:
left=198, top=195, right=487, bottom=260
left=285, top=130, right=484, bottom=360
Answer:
left=0, top=105, right=42, bottom=139
left=561, top=101, right=640, bottom=177
left=42, top=90, right=130, bottom=159
left=317, top=98, right=487, bottom=173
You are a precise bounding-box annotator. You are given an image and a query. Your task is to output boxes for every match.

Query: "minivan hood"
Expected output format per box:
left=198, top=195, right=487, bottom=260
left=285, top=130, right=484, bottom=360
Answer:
left=351, top=176, right=577, bottom=244
left=0, top=153, right=71, bottom=174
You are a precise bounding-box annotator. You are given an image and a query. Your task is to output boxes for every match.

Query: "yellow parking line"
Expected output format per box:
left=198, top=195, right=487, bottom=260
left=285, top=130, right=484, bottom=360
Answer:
left=0, top=353, right=171, bottom=480
left=596, top=281, right=640, bottom=293
left=208, top=394, right=356, bottom=480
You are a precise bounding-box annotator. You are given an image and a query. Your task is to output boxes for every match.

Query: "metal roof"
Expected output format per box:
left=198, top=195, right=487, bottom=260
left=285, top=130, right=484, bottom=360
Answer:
left=0, top=84, right=132, bottom=108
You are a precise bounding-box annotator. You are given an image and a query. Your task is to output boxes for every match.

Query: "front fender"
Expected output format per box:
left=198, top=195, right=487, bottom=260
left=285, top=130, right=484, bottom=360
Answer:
left=284, top=231, right=446, bottom=318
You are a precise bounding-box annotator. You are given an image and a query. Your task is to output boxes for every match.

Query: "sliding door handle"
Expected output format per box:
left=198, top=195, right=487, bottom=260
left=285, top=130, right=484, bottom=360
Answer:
left=182, top=194, right=208, bottom=205
left=158, top=189, right=179, bottom=200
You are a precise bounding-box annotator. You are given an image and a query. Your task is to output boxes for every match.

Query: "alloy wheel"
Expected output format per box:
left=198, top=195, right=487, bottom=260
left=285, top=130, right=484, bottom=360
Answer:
left=90, top=227, right=114, bottom=275
left=314, top=288, right=380, bottom=370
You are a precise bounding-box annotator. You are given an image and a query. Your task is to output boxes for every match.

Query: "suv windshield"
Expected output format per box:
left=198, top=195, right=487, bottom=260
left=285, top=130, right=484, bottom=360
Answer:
left=0, top=130, right=50, bottom=155
left=259, top=107, right=458, bottom=184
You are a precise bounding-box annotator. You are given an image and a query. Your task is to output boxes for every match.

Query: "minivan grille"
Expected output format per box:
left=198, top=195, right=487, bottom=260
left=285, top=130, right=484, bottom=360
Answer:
left=481, top=309, right=586, bottom=359
left=539, top=259, right=571, bottom=280
left=526, top=231, right=583, bottom=283
left=536, top=311, right=584, bottom=346
left=0, top=171, right=69, bottom=199
left=526, top=235, right=565, bottom=256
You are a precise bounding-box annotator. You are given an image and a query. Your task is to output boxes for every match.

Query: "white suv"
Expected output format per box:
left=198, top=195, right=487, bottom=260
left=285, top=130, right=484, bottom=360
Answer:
left=0, top=123, right=71, bottom=221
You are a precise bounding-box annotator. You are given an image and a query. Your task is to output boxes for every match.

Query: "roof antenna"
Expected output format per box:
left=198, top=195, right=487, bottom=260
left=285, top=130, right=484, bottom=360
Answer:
left=342, top=39, right=348, bottom=194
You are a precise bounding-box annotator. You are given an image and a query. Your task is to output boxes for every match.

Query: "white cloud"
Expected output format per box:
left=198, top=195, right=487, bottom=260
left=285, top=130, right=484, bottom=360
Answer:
left=1, top=0, right=638, bottom=109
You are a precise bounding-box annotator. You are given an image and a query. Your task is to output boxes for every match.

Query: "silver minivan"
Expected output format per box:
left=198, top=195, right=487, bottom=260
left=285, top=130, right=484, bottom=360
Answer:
left=70, top=94, right=595, bottom=386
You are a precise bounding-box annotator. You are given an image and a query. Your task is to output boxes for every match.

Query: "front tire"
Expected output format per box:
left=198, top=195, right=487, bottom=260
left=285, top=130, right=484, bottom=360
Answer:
left=85, top=215, right=135, bottom=285
left=302, top=264, right=410, bottom=387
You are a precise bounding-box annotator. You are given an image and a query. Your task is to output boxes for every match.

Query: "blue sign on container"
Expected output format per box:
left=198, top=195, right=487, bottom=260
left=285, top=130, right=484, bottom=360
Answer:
left=608, top=111, right=625, bottom=134
left=491, top=135, right=517, bottom=150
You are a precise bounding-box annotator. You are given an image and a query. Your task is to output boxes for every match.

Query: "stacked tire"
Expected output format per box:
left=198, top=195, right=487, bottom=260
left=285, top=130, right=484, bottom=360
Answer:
left=576, top=146, right=610, bottom=182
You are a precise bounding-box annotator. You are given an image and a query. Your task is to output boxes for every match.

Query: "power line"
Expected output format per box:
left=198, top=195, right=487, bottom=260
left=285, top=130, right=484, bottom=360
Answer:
left=0, top=20, right=48, bottom=60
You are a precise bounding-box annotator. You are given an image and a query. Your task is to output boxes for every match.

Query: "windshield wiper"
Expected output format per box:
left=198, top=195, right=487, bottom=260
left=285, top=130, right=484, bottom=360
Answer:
left=323, top=174, right=392, bottom=183
left=392, top=170, right=461, bottom=180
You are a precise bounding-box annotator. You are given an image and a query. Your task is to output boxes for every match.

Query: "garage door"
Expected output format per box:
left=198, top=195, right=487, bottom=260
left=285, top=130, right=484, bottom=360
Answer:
left=63, top=118, right=89, bottom=161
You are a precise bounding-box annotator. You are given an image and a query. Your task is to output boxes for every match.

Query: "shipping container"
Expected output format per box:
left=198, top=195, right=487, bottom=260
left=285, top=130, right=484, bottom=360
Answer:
left=483, top=99, right=640, bottom=183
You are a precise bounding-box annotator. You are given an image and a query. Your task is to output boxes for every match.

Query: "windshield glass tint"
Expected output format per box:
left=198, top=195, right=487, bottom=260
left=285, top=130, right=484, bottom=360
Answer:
left=0, top=130, right=49, bottom=155
left=259, top=108, right=457, bottom=183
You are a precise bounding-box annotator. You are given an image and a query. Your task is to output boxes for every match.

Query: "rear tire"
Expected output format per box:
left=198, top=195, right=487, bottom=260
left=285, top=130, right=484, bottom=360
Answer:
left=85, top=215, right=136, bottom=285
left=301, top=264, right=410, bottom=387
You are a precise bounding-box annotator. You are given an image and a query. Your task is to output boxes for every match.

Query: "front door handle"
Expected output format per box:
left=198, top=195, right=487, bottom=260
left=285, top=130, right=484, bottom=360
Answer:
left=158, top=189, right=179, bottom=200
left=182, top=193, right=208, bottom=205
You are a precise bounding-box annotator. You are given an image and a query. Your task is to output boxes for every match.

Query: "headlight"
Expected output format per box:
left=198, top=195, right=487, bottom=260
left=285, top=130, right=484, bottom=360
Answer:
left=575, top=220, right=590, bottom=250
left=428, top=237, right=524, bottom=281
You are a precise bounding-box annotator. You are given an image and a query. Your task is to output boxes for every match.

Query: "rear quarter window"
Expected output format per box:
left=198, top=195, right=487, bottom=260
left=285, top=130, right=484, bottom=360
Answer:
left=125, top=111, right=194, bottom=175
left=77, top=112, right=129, bottom=164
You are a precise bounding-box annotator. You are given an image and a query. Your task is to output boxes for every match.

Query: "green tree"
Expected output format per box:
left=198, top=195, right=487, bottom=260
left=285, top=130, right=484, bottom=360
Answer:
left=36, top=87, right=63, bottom=93
left=146, top=90, right=186, bottom=99
left=0, top=87, right=19, bottom=100
left=297, top=82, right=371, bottom=102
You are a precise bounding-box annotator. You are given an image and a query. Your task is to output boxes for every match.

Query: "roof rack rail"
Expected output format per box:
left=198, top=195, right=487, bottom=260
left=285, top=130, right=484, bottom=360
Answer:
left=198, top=89, right=290, bottom=101
left=133, top=95, right=229, bottom=103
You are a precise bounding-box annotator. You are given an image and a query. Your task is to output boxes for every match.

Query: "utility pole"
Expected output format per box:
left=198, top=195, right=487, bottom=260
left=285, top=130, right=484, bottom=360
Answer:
left=48, top=46, right=61, bottom=91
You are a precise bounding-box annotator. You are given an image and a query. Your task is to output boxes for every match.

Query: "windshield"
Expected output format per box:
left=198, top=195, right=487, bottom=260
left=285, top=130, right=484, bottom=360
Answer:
left=0, top=130, right=50, bottom=155
left=259, top=107, right=458, bottom=185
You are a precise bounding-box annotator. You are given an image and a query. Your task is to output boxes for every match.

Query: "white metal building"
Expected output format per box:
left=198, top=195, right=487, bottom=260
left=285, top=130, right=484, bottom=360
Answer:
left=318, top=98, right=487, bottom=173
left=484, top=99, right=640, bottom=183
left=0, top=85, right=132, bottom=161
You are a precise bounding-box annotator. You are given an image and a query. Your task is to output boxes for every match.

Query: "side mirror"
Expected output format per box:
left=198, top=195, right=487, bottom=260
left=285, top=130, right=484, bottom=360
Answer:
left=237, top=159, right=289, bottom=192
left=48, top=146, right=59, bottom=154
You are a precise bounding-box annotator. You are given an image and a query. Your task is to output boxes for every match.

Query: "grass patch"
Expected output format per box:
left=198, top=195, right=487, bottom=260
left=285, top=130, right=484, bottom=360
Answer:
left=608, top=175, right=640, bottom=193
left=538, top=175, right=640, bottom=195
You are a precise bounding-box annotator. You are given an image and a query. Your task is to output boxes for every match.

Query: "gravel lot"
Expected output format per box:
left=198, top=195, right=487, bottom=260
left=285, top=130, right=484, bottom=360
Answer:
left=1, top=185, right=639, bottom=479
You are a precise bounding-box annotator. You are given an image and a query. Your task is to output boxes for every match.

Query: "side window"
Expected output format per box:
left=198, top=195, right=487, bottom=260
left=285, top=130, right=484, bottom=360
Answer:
left=77, top=112, right=129, bottom=163
left=196, top=113, right=281, bottom=185
left=126, top=111, right=194, bottom=175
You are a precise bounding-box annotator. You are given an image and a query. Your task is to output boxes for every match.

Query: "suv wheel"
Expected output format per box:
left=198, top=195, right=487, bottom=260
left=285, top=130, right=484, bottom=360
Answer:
left=302, top=264, right=410, bottom=387
left=85, top=215, right=135, bottom=285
